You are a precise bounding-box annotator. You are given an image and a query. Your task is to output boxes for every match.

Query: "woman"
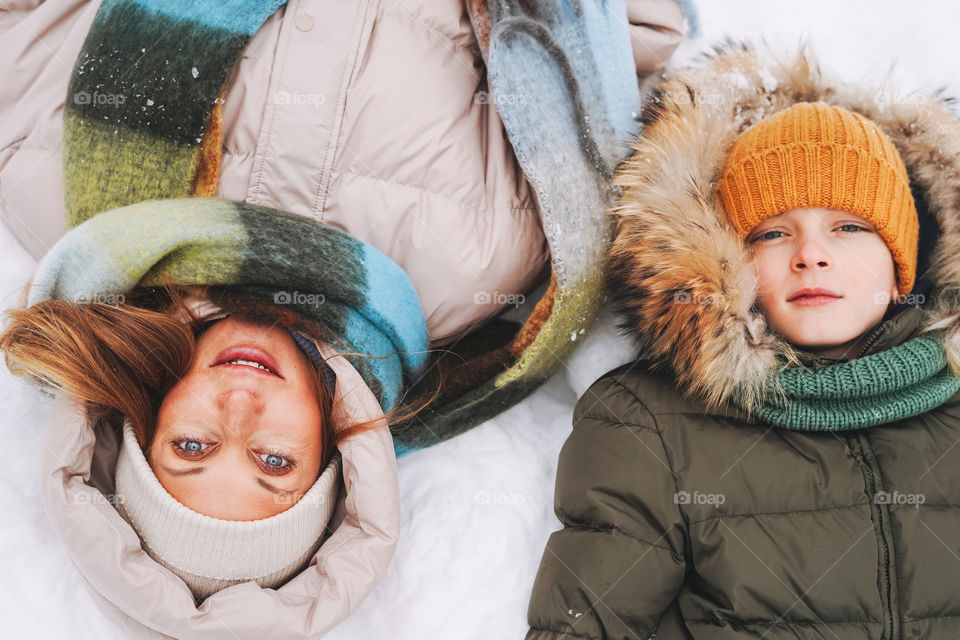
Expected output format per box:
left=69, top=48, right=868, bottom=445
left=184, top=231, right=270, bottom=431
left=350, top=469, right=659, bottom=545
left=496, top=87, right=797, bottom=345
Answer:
left=0, top=0, right=691, bottom=637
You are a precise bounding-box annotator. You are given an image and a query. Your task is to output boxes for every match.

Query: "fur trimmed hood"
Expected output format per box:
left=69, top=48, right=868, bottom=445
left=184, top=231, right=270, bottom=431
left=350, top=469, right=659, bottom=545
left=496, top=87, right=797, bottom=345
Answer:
left=608, top=42, right=960, bottom=412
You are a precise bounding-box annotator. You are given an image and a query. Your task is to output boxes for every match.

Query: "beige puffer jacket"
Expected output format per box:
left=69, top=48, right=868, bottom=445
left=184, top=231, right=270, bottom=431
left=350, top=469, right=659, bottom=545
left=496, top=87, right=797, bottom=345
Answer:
left=0, top=0, right=685, bottom=346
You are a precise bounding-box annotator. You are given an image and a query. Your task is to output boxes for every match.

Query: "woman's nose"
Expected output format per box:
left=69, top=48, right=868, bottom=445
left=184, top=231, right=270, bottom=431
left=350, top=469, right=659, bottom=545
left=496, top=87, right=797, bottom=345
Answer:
left=216, top=388, right=265, bottom=426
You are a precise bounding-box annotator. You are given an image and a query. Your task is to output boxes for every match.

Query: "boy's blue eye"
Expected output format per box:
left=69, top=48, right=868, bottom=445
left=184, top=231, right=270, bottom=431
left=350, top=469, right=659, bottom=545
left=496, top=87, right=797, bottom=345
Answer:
left=753, top=230, right=783, bottom=242
left=837, top=223, right=867, bottom=233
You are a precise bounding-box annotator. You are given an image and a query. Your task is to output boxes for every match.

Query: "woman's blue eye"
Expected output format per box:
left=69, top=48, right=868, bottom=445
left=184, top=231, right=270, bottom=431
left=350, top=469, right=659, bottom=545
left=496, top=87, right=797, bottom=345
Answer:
left=173, top=439, right=206, bottom=454
left=263, top=454, right=284, bottom=467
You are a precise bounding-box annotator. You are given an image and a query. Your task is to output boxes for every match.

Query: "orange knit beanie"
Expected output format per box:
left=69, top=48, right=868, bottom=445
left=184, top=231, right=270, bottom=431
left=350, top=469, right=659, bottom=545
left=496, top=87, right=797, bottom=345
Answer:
left=716, top=102, right=918, bottom=295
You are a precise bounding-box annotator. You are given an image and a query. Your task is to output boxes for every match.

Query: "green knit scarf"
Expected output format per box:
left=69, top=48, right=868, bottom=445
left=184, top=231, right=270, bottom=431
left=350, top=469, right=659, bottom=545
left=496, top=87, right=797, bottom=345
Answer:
left=752, top=335, right=960, bottom=430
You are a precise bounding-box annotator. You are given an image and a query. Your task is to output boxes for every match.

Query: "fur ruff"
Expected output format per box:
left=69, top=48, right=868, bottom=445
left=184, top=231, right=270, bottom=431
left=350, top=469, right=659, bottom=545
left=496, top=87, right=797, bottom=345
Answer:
left=608, top=41, right=960, bottom=414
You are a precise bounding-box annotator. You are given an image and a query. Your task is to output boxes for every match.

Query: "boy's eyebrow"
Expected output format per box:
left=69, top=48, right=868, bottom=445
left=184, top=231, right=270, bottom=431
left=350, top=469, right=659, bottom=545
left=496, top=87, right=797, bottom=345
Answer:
left=159, top=464, right=292, bottom=495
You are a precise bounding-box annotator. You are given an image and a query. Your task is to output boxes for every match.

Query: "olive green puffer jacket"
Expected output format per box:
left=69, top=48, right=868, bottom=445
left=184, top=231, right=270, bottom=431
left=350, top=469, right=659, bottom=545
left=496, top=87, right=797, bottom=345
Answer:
left=527, top=42, right=960, bottom=640
left=528, top=306, right=960, bottom=639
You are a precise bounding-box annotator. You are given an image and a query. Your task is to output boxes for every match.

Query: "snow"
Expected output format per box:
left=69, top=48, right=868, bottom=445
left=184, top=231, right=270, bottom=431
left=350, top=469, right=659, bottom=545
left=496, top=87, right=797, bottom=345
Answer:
left=2, top=1, right=960, bottom=638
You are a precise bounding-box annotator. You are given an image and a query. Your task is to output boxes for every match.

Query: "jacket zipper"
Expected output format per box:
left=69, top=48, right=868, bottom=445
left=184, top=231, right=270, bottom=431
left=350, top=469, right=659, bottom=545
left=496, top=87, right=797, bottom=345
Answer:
left=851, top=436, right=897, bottom=639
left=856, top=321, right=891, bottom=359
left=801, top=319, right=890, bottom=368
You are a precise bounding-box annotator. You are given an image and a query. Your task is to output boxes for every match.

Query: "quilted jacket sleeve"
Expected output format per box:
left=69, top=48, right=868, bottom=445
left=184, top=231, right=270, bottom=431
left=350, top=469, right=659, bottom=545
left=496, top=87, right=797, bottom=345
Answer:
left=526, top=372, right=687, bottom=639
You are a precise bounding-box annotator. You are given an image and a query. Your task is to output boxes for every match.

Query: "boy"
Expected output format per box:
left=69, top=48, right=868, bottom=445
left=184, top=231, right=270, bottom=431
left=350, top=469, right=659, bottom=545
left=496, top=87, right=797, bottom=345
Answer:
left=526, top=45, right=960, bottom=640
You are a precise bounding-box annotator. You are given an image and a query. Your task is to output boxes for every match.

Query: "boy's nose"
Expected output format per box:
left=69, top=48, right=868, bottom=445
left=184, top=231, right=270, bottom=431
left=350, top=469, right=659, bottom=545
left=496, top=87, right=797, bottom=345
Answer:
left=792, top=240, right=832, bottom=272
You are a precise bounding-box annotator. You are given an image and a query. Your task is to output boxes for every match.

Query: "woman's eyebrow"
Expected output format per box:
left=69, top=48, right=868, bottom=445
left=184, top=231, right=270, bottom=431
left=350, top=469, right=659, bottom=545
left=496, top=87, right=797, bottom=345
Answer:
left=256, top=478, right=294, bottom=496
left=160, top=464, right=292, bottom=495
left=162, top=464, right=203, bottom=476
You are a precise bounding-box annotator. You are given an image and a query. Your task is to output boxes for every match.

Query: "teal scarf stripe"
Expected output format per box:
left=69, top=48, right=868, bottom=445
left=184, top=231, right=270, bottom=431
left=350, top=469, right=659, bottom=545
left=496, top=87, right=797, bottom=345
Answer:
left=106, top=0, right=287, bottom=35
left=749, top=335, right=960, bottom=431
left=27, top=199, right=428, bottom=411
left=71, top=0, right=284, bottom=144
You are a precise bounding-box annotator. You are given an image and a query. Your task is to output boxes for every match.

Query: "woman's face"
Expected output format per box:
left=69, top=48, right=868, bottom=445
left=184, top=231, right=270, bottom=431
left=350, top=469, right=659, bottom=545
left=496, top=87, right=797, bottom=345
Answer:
left=151, top=316, right=325, bottom=521
left=748, top=208, right=900, bottom=359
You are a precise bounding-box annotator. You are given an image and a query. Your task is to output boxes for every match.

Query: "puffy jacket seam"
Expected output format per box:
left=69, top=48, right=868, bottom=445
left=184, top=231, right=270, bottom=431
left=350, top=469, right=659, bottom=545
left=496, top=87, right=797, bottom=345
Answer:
left=554, top=521, right=675, bottom=553
left=247, top=3, right=290, bottom=205
left=630, top=20, right=684, bottom=39
left=606, top=378, right=691, bottom=559
left=3, top=137, right=28, bottom=151
left=527, top=625, right=593, bottom=639
left=8, top=144, right=58, bottom=152
left=895, top=502, right=960, bottom=509
left=578, top=413, right=657, bottom=433
left=902, top=614, right=960, bottom=621
left=378, top=4, right=472, bottom=55
left=339, top=168, right=521, bottom=214
left=656, top=410, right=762, bottom=418
left=685, top=616, right=879, bottom=627
left=313, top=0, right=375, bottom=215
left=687, top=501, right=869, bottom=525
left=315, top=528, right=364, bottom=577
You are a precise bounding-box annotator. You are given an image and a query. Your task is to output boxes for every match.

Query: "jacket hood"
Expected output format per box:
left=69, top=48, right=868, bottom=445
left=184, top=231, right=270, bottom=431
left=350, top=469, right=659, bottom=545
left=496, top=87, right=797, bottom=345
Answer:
left=608, top=42, right=960, bottom=412
left=39, top=336, right=400, bottom=640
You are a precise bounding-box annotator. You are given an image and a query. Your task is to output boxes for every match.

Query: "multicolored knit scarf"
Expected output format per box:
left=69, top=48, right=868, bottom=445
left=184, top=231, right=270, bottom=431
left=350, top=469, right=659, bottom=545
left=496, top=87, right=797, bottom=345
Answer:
left=27, top=199, right=428, bottom=413
left=35, top=0, right=691, bottom=453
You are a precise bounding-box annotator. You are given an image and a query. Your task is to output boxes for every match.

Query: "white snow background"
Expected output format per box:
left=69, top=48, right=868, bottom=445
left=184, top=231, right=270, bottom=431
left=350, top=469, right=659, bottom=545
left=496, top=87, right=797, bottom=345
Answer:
left=2, top=1, right=960, bottom=638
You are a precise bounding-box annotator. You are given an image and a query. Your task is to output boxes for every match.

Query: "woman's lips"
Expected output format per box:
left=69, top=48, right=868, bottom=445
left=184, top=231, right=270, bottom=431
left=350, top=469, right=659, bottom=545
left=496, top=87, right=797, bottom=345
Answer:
left=210, top=346, right=284, bottom=379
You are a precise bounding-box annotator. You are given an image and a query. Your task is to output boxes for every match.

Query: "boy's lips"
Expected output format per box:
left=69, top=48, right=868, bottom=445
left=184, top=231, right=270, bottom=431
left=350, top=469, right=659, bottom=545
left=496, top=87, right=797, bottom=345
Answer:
left=787, top=287, right=842, bottom=306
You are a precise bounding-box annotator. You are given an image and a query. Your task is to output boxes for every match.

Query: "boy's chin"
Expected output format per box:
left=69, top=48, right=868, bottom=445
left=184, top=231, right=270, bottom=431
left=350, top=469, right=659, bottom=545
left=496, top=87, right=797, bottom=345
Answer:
left=765, top=303, right=888, bottom=356
left=777, top=325, right=873, bottom=357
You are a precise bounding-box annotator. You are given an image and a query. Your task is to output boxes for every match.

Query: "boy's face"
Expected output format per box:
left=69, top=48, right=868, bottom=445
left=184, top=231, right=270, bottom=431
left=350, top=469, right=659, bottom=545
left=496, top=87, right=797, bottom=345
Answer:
left=747, top=207, right=899, bottom=359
